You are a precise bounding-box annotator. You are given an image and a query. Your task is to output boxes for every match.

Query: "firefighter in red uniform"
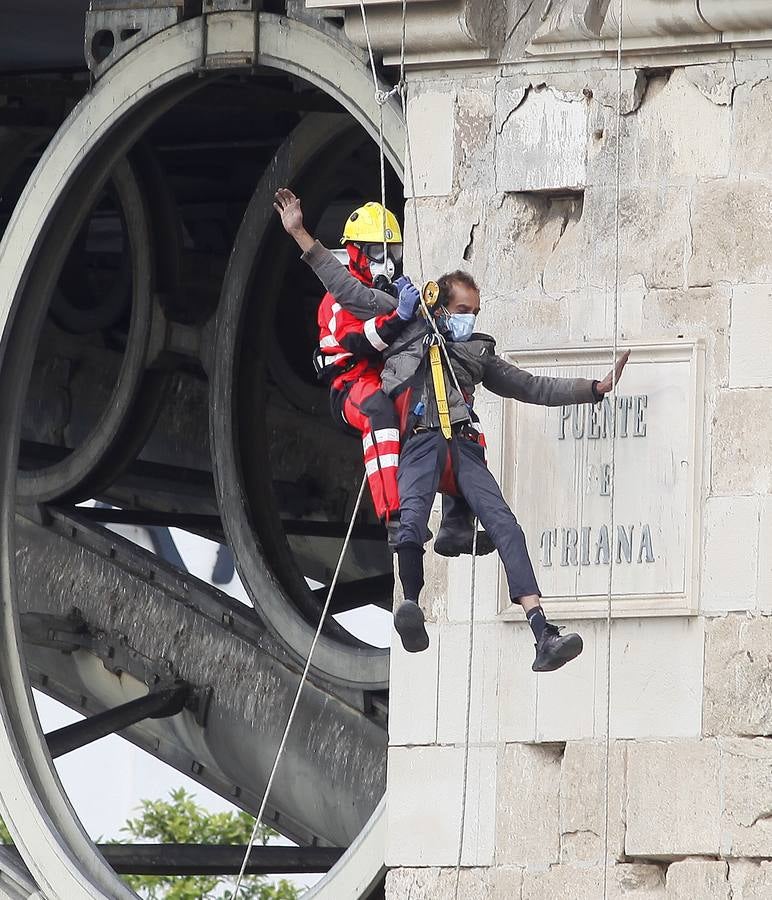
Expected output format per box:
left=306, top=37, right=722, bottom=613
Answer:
left=275, top=189, right=492, bottom=554
left=314, top=201, right=417, bottom=530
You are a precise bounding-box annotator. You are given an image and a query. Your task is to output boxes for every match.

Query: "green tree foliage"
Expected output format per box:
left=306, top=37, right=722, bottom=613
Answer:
left=0, top=816, right=12, bottom=845
left=118, top=788, right=300, bottom=900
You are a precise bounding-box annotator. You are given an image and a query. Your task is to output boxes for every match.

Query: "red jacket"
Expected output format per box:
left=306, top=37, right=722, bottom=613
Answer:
left=317, top=251, right=410, bottom=391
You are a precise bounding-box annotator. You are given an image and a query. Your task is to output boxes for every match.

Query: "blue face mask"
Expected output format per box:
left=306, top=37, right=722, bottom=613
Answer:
left=447, top=313, right=476, bottom=342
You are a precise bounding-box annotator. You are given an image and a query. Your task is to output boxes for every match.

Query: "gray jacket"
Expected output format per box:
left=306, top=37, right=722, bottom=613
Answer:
left=302, top=241, right=597, bottom=426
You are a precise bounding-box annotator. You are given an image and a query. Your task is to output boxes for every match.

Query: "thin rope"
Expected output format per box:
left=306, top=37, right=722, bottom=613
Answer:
left=357, top=0, right=473, bottom=427
left=356, top=8, right=479, bottom=893
left=602, top=1, right=624, bottom=897
left=453, top=521, right=478, bottom=900
left=358, top=1, right=391, bottom=267
left=233, top=474, right=369, bottom=898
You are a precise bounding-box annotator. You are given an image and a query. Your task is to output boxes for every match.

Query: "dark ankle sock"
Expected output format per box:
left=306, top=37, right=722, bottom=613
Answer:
left=526, top=606, right=548, bottom=641
left=397, top=543, right=425, bottom=601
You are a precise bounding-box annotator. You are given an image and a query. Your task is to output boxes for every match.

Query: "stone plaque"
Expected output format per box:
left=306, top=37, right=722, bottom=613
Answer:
left=497, top=342, right=704, bottom=618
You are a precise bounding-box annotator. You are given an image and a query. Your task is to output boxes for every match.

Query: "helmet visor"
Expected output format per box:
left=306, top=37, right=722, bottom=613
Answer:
left=362, top=242, right=403, bottom=264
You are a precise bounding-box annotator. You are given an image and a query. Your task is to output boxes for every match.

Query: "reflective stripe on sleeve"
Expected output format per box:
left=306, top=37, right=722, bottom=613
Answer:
left=364, top=317, right=388, bottom=351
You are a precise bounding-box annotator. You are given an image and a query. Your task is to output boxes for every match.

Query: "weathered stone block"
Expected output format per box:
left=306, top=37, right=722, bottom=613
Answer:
left=642, top=286, right=730, bottom=387
left=386, top=745, right=496, bottom=867
left=729, top=284, right=772, bottom=387
left=385, top=866, right=512, bottom=900
left=602, top=617, right=704, bottom=739
left=729, top=860, right=772, bottom=900
left=689, top=180, right=772, bottom=286
left=546, top=185, right=690, bottom=302
left=759, top=497, right=772, bottom=613
left=497, top=624, right=538, bottom=743
left=455, top=79, right=496, bottom=195
left=385, top=867, right=441, bottom=899
left=536, top=619, right=597, bottom=741
left=522, top=864, right=602, bottom=900
left=496, top=743, right=561, bottom=866
left=665, top=859, right=730, bottom=899
left=406, top=196, right=482, bottom=281
left=710, top=389, right=772, bottom=495
left=389, top=621, right=439, bottom=746
left=626, top=741, right=721, bottom=856
left=496, top=80, right=589, bottom=193
left=460, top=191, right=584, bottom=298
left=406, top=89, right=455, bottom=198
left=612, top=68, right=731, bottom=185
left=613, top=864, right=666, bottom=898
left=720, top=738, right=772, bottom=857
left=559, top=741, right=626, bottom=863
left=702, top=496, right=761, bottom=613
left=731, top=73, right=772, bottom=176
left=703, top=616, right=772, bottom=737
left=437, top=622, right=500, bottom=744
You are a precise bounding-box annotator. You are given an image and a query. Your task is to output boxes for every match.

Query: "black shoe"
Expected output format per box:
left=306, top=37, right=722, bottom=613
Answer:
left=532, top=623, right=583, bottom=672
left=393, top=599, right=429, bottom=653
left=434, top=524, right=495, bottom=557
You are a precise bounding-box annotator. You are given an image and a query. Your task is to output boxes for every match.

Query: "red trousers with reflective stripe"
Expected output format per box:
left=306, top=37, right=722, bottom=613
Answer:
left=338, top=369, right=401, bottom=521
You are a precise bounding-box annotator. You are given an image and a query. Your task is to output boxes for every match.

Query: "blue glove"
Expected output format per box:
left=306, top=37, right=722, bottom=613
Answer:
left=392, top=275, right=412, bottom=294
left=396, top=283, right=420, bottom=321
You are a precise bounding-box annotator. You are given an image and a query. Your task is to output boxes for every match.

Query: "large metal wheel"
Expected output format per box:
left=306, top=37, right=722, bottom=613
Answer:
left=0, top=12, right=402, bottom=899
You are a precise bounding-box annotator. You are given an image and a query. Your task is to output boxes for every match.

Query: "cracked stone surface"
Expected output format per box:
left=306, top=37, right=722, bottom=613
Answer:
left=385, top=866, right=522, bottom=899
left=495, top=743, right=562, bottom=866
left=665, top=859, right=730, bottom=899
left=559, top=740, right=626, bottom=864
left=729, top=860, right=772, bottom=899
left=626, top=741, right=721, bottom=857
left=689, top=180, right=772, bottom=286
left=495, top=81, right=589, bottom=192
left=710, top=389, right=772, bottom=495
left=704, top=616, right=772, bottom=737
left=720, top=738, right=772, bottom=857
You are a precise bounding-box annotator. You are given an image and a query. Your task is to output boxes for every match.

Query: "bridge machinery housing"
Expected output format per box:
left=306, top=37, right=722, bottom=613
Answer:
left=0, top=2, right=407, bottom=898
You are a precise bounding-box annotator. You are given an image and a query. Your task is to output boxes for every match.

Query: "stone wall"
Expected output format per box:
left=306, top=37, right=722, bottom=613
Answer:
left=385, top=28, right=772, bottom=900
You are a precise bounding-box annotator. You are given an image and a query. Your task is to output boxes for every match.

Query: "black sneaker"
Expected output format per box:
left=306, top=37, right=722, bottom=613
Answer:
left=434, top=524, right=495, bottom=557
left=532, top=623, right=583, bottom=672
left=393, top=599, right=430, bottom=653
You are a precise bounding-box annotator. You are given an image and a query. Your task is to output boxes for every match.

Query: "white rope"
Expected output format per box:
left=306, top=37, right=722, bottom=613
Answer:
left=358, top=0, right=400, bottom=270
left=233, top=474, right=369, bottom=898
left=356, top=7, right=480, bottom=894
left=602, top=1, right=624, bottom=897
left=453, top=521, right=478, bottom=900
left=357, top=0, right=473, bottom=426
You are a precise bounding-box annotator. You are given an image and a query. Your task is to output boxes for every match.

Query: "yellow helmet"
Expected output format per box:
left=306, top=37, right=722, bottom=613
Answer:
left=340, top=202, right=402, bottom=245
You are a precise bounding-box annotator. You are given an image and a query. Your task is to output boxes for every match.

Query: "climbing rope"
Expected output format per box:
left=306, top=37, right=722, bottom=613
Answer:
left=233, top=474, right=368, bottom=898
left=352, top=0, right=486, bottom=900
left=355, top=6, right=480, bottom=897
left=453, top=522, right=478, bottom=898
left=358, top=0, right=474, bottom=427
left=601, top=2, right=624, bottom=897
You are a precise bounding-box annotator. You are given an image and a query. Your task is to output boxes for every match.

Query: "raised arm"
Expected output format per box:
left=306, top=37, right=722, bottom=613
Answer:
left=273, top=187, right=396, bottom=319
left=482, top=355, right=596, bottom=406
left=482, top=350, right=631, bottom=405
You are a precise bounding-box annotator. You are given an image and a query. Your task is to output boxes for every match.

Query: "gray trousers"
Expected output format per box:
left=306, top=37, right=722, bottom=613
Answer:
left=396, top=430, right=541, bottom=601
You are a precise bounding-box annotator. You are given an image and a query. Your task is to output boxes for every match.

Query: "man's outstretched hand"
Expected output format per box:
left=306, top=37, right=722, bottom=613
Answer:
left=596, top=349, right=631, bottom=396
left=273, top=187, right=304, bottom=234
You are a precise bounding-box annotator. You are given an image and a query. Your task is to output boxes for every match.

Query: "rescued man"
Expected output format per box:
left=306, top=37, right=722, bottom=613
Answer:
left=273, top=187, right=491, bottom=556
left=379, top=270, right=630, bottom=668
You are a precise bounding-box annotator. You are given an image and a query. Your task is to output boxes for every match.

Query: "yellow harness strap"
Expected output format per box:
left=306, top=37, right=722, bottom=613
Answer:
left=421, top=281, right=453, bottom=439
left=429, top=342, right=452, bottom=439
